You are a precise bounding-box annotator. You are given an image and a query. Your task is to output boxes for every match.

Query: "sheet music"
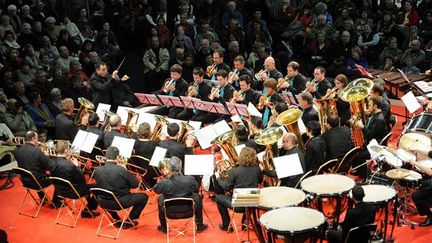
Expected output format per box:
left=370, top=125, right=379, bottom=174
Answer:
left=247, top=102, right=262, bottom=117
left=139, top=106, right=159, bottom=112
left=80, top=132, right=99, bottom=153
left=257, top=151, right=265, bottom=162
left=150, top=146, right=167, bottom=167
left=111, top=136, right=135, bottom=158
left=298, top=118, right=307, bottom=134
left=136, top=112, right=157, bottom=130
left=184, top=154, right=214, bottom=175
left=116, top=106, right=138, bottom=125
left=96, top=103, right=111, bottom=121
left=276, top=126, right=288, bottom=148
left=71, top=130, right=87, bottom=151
left=401, top=91, right=421, bottom=113
left=231, top=114, right=242, bottom=123
left=235, top=144, right=246, bottom=155
left=188, top=120, right=202, bottom=130
left=194, top=125, right=218, bottom=149
left=213, top=120, right=231, bottom=135
left=273, top=154, right=304, bottom=179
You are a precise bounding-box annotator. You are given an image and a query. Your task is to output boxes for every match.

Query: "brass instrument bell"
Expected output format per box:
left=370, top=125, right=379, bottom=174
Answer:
left=254, top=127, right=284, bottom=145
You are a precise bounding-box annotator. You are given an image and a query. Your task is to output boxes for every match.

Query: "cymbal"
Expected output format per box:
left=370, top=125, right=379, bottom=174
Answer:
left=385, top=168, right=410, bottom=180
left=399, top=133, right=431, bottom=151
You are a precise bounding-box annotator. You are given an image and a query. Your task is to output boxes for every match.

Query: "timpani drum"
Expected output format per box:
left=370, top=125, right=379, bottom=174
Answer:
left=361, top=184, right=396, bottom=241
left=259, top=187, right=306, bottom=210
left=400, top=170, right=423, bottom=188
left=259, top=207, right=325, bottom=243
left=404, top=112, right=432, bottom=134
left=301, top=174, right=355, bottom=227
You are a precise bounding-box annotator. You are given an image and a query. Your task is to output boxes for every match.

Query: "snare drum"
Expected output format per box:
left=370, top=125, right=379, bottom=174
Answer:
left=259, top=187, right=306, bottom=210
left=404, top=112, right=432, bottom=133
left=301, top=174, right=355, bottom=226
left=259, top=207, right=325, bottom=243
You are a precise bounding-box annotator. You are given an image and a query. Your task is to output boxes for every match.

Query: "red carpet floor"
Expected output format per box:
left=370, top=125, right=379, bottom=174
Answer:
left=1, top=102, right=432, bottom=242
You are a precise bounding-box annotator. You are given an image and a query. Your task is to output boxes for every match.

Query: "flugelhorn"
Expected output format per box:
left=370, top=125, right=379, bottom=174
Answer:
left=10, top=137, right=25, bottom=146
left=277, top=74, right=290, bottom=90
left=303, top=78, right=317, bottom=92
left=254, top=69, right=268, bottom=82
left=206, top=63, right=217, bottom=77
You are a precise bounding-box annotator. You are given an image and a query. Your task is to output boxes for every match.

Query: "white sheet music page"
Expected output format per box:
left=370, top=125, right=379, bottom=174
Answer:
left=401, top=91, right=421, bottom=113
left=184, top=154, right=214, bottom=175
left=150, top=146, right=168, bottom=167
left=188, top=120, right=202, bottom=130
left=231, top=114, right=242, bottom=123
left=257, top=151, right=265, bottom=162
left=111, top=136, right=135, bottom=158
left=213, top=120, right=231, bottom=135
left=276, top=126, right=288, bottom=148
left=194, top=125, right=218, bottom=149
left=96, top=103, right=111, bottom=121
left=71, top=130, right=88, bottom=151
left=136, top=112, right=157, bottom=130
left=80, top=132, right=99, bottom=153
left=247, top=102, right=262, bottom=117
left=235, top=144, right=246, bottom=155
left=273, top=154, right=304, bottom=179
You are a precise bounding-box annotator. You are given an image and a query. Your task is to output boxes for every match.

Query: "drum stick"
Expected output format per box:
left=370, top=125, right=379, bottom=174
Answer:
left=116, top=57, right=126, bottom=71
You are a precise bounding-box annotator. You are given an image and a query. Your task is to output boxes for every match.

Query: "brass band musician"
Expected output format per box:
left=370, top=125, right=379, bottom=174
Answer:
left=55, top=98, right=88, bottom=141
left=231, top=75, right=260, bottom=106
left=206, top=49, right=231, bottom=80
left=325, top=74, right=350, bottom=126
left=305, top=66, right=332, bottom=99
left=277, top=61, right=307, bottom=95
left=253, top=56, right=283, bottom=92
left=304, top=121, right=326, bottom=173
left=258, top=78, right=283, bottom=127
left=355, top=96, right=389, bottom=144
left=321, top=114, right=353, bottom=162
left=103, top=114, right=127, bottom=149
left=229, top=56, right=254, bottom=90
left=297, top=92, right=319, bottom=126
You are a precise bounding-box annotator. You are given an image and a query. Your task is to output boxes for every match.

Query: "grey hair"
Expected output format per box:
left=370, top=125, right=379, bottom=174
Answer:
left=168, top=156, right=182, bottom=173
left=109, top=114, right=121, bottom=127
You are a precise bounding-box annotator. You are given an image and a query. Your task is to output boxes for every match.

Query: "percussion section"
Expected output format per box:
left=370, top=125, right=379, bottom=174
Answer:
left=300, top=174, right=355, bottom=196
left=258, top=186, right=306, bottom=210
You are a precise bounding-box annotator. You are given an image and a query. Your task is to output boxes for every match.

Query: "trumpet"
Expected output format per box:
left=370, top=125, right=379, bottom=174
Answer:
left=277, top=74, right=290, bottom=90
left=257, top=91, right=268, bottom=110
left=228, top=69, right=239, bottom=84
left=209, top=85, right=220, bottom=100
left=229, top=90, right=244, bottom=103
left=206, top=63, right=217, bottom=77
left=254, top=69, right=268, bottom=82
left=322, top=86, right=338, bottom=100
left=164, top=79, right=175, bottom=89
left=187, top=82, right=199, bottom=97
left=303, top=78, right=317, bottom=92
left=10, top=137, right=25, bottom=146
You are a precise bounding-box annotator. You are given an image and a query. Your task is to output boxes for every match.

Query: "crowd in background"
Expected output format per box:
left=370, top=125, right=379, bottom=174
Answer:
left=1, top=0, right=432, bottom=137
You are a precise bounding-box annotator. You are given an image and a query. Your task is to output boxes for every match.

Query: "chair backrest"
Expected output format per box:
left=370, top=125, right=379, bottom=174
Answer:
left=12, top=167, right=43, bottom=190
left=49, top=176, right=81, bottom=199
left=163, top=197, right=195, bottom=220
left=125, top=162, right=147, bottom=177
left=90, top=188, right=125, bottom=211
left=334, top=147, right=361, bottom=174
left=344, top=223, right=377, bottom=243
left=380, top=132, right=393, bottom=146
left=295, top=170, right=313, bottom=189
left=316, top=159, right=338, bottom=175
left=129, top=155, right=150, bottom=168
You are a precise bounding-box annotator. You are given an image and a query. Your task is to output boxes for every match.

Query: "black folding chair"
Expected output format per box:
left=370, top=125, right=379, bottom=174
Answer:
left=344, top=223, right=377, bottom=243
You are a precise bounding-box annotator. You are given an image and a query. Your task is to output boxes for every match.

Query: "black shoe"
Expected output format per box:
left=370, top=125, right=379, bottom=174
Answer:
left=114, top=221, right=136, bottom=229
left=81, top=211, right=100, bottom=218
left=419, top=216, right=432, bottom=227
left=219, top=224, right=233, bottom=232
left=197, top=224, right=208, bottom=233
left=209, top=194, right=216, bottom=202
left=157, top=225, right=167, bottom=233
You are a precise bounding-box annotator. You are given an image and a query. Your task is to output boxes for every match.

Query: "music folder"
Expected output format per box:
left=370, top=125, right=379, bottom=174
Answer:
left=213, top=103, right=229, bottom=114
left=401, top=91, right=421, bottom=113
left=158, top=95, right=185, bottom=108
left=397, top=68, right=411, bottom=84
left=273, top=154, right=304, bottom=179
left=354, top=64, right=374, bottom=79
left=191, top=98, right=207, bottom=111
left=142, top=94, right=162, bottom=105
left=226, top=103, right=238, bottom=115
left=71, top=130, right=99, bottom=153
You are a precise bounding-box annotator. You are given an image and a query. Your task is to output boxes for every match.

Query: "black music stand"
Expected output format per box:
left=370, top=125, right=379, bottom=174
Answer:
left=158, top=95, right=185, bottom=108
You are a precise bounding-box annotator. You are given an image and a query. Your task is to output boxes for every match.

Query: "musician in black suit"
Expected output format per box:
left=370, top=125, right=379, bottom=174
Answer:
left=50, top=140, right=100, bottom=217
left=356, top=96, right=389, bottom=144
left=159, top=123, right=194, bottom=164
left=277, top=61, right=307, bottom=95
left=177, top=67, right=212, bottom=120
left=258, top=78, right=283, bottom=127
left=305, top=121, right=327, bottom=173
left=154, top=156, right=208, bottom=233
left=306, top=66, right=333, bottom=99
left=409, top=159, right=432, bottom=226
left=90, top=62, right=128, bottom=107
left=15, top=131, right=61, bottom=207
left=229, top=56, right=253, bottom=90
left=262, top=133, right=306, bottom=187
left=86, top=113, right=104, bottom=148
left=154, top=64, right=189, bottom=118
left=254, top=56, right=283, bottom=92
left=298, top=92, right=319, bottom=126
left=369, top=84, right=391, bottom=125
left=94, top=146, right=148, bottom=228
left=192, top=70, right=235, bottom=124
left=327, top=185, right=375, bottom=243
left=55, top=98, right=88, bottom=141
left=232, top=75, right=260, bottom=106
left=321, top=114, right=353, bottom=161
left=103, top=114, right=127, bottom=149
left=206, top=49, right=231, bottom=80
left=215, top=147, right=263, bottom=231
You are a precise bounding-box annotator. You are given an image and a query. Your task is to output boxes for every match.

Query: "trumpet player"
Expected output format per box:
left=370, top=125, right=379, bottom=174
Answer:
left=305, top=66, right=332, bottom=99
left=229, top=56, right=253, bottom=90
left=50, top=140, right=100, bottom=218
left=232, top=75, right=260, bottom=106
left=206, top=49, right=231, bottom=80
left=253, top=56, right=283, bottom=92
left=277, top=61, right=307, bottom=95
left=257, top=78, right=283, bottom=127
left=177, top=67, right=212, bottom=120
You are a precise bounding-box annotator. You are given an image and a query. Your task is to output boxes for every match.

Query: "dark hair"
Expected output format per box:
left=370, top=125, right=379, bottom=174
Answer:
left=167, top=123, right=180, bottom=137
left=251, top=116, right=263, bottom=129
left=25, top=131, right=37, bottom=141
left=369, top=96, right=383, bottom=109
left=238, top=75, right=251, bottom=85
left=327, top=114, right=340, bottom=128
left=28, top=91, right=40, bottom=103
left=263, top=78, right=277, bottom=90
left=170, top=64, right=183, bottom=73
left=352, top=185, right=365, bottom=201
left=315, top=66, right=326, bottom=74
left=215, top=69, right=228, bottom=78
left=214, top=48, right=224, bottom=58
left=193, top=67, right=204, bottom=76
left=299, top=92, right=313, bottom=105
left=106, top=146, right=120, bottom=160
left=88, top=112, right=100, bottom=126
left=288, top=61, right=300, bottom=71
left=275, top=102, right=288, bottom=114
left=235, top=124, right=249, bottom=142
left=371, top=84, right=384, bottom=96
left=234, top=55, right=245, bottom=64
left=94, top=62, right=107, bottom=70
left=306, top=120, right=321, bottom=136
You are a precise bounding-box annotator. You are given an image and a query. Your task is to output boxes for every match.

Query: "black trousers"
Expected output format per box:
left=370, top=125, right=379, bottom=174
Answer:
left=177, top=109, right=194, bottom=120
left=215, top=194, right=245, bottom=227
left=151, top=106, right=183, bottom=118
left=412, top=185, right=432, bottom=216
left=158, top=193, right=204, bottom=228
left=191, top=111, right=218, bottom=124
left=327, top=229, right=343, bottom=243
left=98, top=193, right=148, bottom=220
left=26, top=177, right=61, bottom=205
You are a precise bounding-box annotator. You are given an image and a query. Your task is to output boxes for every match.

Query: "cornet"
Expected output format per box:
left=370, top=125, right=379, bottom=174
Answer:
left=10, top=137, right=25, bottom=146
left=229, top=90, right=244, bottom=103
left=303, top=78, right=317, bottom=92
left=164, top=79, right=175, bottom=89
left=209, top=85, right=220, bottom=100
left=277, top=74, right=290, bottom=90
left=206, top=63, right=217, bottom=77
left=322, top=86, right=338, bottom=100
left=257, top=91, right=268, bottom=110
left=187, top=82, right=199, bottom=97
left=228, top=69, right=239, bottom=84
left=254, top=69, right=268, bottom=82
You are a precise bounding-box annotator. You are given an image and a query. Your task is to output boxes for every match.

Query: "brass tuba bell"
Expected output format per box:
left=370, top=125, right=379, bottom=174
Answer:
left=150, top=115, right=169, bottom=141
left=275, top=108, right=305, bottom=151
left=254, top=127, right=283, bottom=186
left=178, top=122, right=194, bottom=143
left=211, top=131, right=238, bottom=181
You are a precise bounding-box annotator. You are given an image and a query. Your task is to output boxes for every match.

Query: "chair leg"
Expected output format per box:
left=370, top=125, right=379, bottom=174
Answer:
left=55, top=198, right=90, bottom=228
left=229, top=210, right=242, bottom=242
left=18, top=189, right=46, bottom=218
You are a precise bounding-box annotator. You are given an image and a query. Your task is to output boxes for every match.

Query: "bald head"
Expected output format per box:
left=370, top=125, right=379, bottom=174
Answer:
left=264, top=57, right=275, bottom=71
left=282, top=132, right=298, bottom=150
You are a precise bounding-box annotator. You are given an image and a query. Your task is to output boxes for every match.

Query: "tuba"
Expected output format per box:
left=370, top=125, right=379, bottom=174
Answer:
left=211, top=131, right=238, bottom=181
left=74, top=97, right=95, bottom=126
left=276, top=108, right=305, bottom=151
left=340, top=78, right=373, bottom=147
left=314, top=87, right=338, bottom=134
left=150, top=115, right=169, bottom=141
left=125, top=109, right=139, bottom=137
left=254, top=127, right=284, bottom=186
left=178, top=122, right=194, bottom=143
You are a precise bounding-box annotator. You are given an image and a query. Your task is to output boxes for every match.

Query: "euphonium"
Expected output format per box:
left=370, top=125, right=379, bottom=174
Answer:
left=206, top=63, right=217, bottom=77
left=178, top=122, right=194, bottom=143
left=150, top=115, right=169, bottom=141
left=74, top=97, right=95, bottom=126
left=125, top=109, right=139, bottom=137
left=275, top=108, right=305, bottom=151
left=254, top=127, right=283, bottom=186
left=215, top=159, right=236, bottom=181
left=211, top=131, right=238, bottom=166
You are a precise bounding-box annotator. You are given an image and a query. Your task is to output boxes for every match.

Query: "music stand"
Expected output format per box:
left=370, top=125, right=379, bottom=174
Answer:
left=398, top=69, right=414, bottom=118
left=354, top=64, right=374, bottom=79
left=212, top=103, right=229, bottom=115
left=234, top=104, right=249, bottom=116
left=180, top=96, right=195, bottom=109
left=191, top=99, right=207, bottom=111
left=141, top=94, right=162, bottom=106
left=158, top=95, right=185, bottom=108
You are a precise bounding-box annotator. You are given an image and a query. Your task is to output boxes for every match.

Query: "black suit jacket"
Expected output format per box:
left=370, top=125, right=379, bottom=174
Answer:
left=55, top=113, right=79, bottom=141
left=94, top=161, right=138, bottom=198
left=287, top=73, right=307, bottom=95
left=90, top=72, right=119, bottom=106
left=312, top=79, right=333, bottom=99
left=342, top=201, right=376, bottom=239
left=321, top=126, right=353, bottom=161
left=215, top=84, right=235, bottom=104
left=154, top=174, right=199, bottom=198
left=103, top=128, right=127, bottom=149
left=87, top=125, right=104, bottom=148
left=159, top=139, right=193, bottom=164
left=301, top=106, right=319, bottom=126
left=218, top=166, right=263, bottom=190
left=158, top=78, right=189, bottom=97
left=193, top=81, right=212, bottom=101
left=134, top=139, right=159, bottom=160
left=305, top=136, right=327, bottom=173
left=363, top=111, right=389, bottom=143
left=50, top=157, right=89, bottom=197
left=15, top=143, right=52, bottom=184
left=241, top=89, right=261, bottom=106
